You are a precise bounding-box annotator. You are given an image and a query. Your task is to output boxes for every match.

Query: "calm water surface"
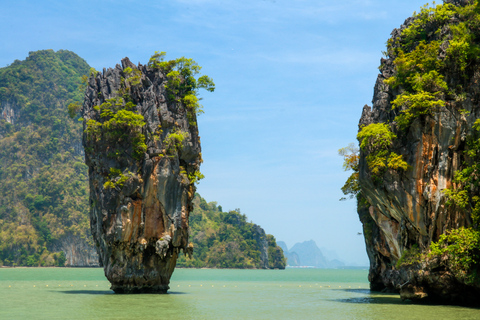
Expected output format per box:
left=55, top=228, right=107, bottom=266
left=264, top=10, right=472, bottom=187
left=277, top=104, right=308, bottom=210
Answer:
left=0, top=268, right=478, bottom=319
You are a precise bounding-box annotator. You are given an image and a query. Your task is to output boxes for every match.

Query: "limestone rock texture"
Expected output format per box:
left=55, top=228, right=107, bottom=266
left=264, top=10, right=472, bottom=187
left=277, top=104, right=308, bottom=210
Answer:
left=357, top=0, right=480, bottom=305
left=82, top=58, right=201, bottom=293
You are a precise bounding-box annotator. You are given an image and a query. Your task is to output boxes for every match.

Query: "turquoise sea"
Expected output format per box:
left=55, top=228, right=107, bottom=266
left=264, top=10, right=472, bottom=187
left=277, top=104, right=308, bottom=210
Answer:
left=0, top=268, right=478, bottom=320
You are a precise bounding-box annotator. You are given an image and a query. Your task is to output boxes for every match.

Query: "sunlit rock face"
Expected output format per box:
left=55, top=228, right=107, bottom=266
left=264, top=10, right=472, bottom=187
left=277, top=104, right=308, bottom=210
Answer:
left=82, top=58, right=200, bottom=293
left=357, top=1, right=480, bottom=305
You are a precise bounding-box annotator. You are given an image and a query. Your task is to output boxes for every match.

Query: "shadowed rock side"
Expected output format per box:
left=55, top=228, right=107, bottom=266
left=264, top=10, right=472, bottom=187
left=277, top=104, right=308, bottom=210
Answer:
left=357, top=0, right=480, bottom=305
left=82, top=57, right=201, bottom=293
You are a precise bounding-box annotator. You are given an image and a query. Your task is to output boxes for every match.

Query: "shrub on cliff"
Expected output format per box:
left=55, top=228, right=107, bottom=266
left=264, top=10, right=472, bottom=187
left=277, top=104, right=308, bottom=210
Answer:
left=430, top=227, right=480, bottom=284
left=357, top=123, right=408, bottom=177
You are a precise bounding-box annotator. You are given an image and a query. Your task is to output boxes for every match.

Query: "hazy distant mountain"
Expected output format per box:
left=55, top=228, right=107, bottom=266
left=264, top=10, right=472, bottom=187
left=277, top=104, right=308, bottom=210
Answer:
left=277, top=241, right=300, bottom=266
left=290, top=240, right=329, bottom=268
left=320, top=247, right=341, bottom=262
left=277, top=241, right=288, bottom=253
left=280, top=240, right=345, bottom=268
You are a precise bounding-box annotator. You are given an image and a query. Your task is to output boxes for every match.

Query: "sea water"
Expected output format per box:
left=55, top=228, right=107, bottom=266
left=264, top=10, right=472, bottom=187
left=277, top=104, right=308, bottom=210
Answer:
left=0, top=268, right=478, bottom=320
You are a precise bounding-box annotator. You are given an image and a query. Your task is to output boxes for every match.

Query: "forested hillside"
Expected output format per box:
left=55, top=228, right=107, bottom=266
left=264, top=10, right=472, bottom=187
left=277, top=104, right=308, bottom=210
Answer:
left=177, top=194, right=286, bottom=269
left=0, top=50, right=96, bottom=266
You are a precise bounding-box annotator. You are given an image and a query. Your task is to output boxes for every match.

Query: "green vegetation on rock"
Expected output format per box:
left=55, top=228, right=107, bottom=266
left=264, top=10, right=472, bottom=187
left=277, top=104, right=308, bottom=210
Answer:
left=357, top=123, right=408, bottom=177
left=429, top=227, right=480, bottom=284
left=386, top=1, right=480, bottom=129
left=435, top=117, right=480, bottom=283
left=148, top=51, right=215, bottom=126
left=176, top=194, right=286, bottom=269
left=338, top=143, right=360, bottom=201
left=86, top=96, right=147, bottom=161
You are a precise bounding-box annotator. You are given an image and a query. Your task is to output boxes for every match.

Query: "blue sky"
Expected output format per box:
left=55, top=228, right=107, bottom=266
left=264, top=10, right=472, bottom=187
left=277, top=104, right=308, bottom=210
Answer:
left=1, top=0, right=430, bottom=265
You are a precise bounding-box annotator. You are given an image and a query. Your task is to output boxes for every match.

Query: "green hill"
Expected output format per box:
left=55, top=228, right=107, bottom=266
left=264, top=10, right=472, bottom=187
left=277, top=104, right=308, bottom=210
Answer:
left=0, top=50, right=95, bottom=267
left=177, top=194, right=286, bottom=269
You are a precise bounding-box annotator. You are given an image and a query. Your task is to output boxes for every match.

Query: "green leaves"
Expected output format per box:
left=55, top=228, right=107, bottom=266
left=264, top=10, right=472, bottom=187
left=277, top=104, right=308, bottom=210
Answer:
left=338, top=143, right=360, bottom=201
left=148, top=51, right=167, bottom=69
left=197, top=75, right=215, bottom=92
left=357, top=123, right=408, bottom=177
left=384, top=3, right=480, bottom=132
left=149, top=51, right=215, bottom=126
left=442, top=118, right=480, bottom=227
left=395, top=3, right=455, bottom=51
left=446, top=22, right=480, bottom=73
left=163, top=130, right=189, bottom=156
left=358, top=123, right=396, bottom=151
left=103, top=168, right=133, bottom=190
left=429, top=227, right=480, bottom=283
left=86, top=96, right=147, bottom=160
left=392, top=91, right=445, bottom=130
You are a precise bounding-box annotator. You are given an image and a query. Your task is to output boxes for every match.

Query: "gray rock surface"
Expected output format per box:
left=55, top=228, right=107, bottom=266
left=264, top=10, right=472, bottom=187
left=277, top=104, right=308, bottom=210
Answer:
left=82, top=57, right=201, bottom=293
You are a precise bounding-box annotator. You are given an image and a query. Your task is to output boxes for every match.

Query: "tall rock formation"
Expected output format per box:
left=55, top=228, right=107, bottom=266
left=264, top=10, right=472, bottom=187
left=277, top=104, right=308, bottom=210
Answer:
left=357, top=0, right=480, bottom=305
left=82, top=55, right=209, bottom=293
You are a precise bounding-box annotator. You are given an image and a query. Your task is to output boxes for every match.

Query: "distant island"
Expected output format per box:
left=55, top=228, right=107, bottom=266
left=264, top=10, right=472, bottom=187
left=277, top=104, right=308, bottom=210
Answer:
left=278, top=240, right=357, bottom=268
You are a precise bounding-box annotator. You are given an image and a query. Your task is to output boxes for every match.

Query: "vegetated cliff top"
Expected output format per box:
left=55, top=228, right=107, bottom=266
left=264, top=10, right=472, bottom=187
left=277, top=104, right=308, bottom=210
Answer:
left=0, top=50, right=95, bottom=267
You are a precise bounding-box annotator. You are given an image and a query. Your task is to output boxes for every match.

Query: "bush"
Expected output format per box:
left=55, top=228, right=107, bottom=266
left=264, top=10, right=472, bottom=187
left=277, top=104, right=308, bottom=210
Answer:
left=429, top=227, right=480, bottom=283
left=357, top=123, right=408, bottom=176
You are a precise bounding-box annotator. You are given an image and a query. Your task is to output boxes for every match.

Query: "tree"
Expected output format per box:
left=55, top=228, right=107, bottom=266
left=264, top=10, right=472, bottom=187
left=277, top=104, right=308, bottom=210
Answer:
left=338, top=143, right=360, bottom=201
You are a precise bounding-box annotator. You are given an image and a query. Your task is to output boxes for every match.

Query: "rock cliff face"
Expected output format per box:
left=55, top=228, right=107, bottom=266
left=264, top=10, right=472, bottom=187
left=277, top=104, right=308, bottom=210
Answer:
left=358, top=0, right=480, bottom=305
left=82, top=57, right=202, bottom=293
left=54, top=235, right=99, bottom=267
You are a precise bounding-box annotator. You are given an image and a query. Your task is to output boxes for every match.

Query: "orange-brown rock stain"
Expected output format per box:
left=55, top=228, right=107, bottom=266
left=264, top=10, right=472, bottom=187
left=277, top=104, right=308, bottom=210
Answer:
left=144, top=160, right=165, bottom=240
left=127, top=200, right=143, bottom=242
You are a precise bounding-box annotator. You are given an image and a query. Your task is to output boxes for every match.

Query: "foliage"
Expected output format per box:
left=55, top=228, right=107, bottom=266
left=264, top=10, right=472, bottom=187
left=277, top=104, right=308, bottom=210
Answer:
left=103, top=168, right=133, bottom=190
left=429, top=227, right=480, bottom=283
left=122, top=66, right=142, bottom=87
left=357, top=123, right=408, bottom=176
left=392, top=91, right=446, bottom=130
left=148, top=51, right=215, bottom=126
left=396, top=244, right=422, bottom=268
left=442, top=119, right=480, bottom=227
left=0, top=50, right=91, bottom=266
left=187, top=170, right=205, bottom=184
left=176, top=194, right=286, bottom=269
left=86, top=96, right=147, bottom=160
left=397, top=2, right=456, bottom=51
left=384, top=2, right=480, bottom=130
left=338, top=143, right=360, bottom=200
left=163, top=130, right=189, bottom=156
